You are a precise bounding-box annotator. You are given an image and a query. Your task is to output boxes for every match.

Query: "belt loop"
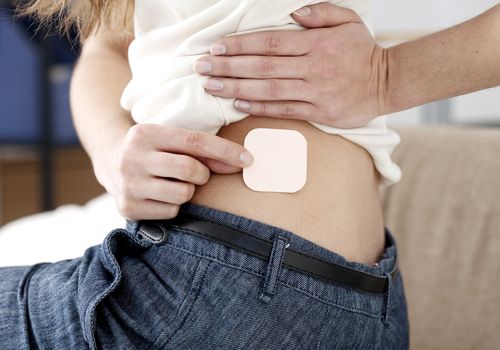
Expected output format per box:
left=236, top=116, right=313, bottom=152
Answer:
left=259, top=232, right=289, bottom=303
left=125, top=220, right=169, bottom=247
left=382, top=271, right=393, bottom=328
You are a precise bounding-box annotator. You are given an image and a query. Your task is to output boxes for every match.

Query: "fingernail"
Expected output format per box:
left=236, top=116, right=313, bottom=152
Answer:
left=210, top=43, right=226, bottom=55
left=203, top=78, right=224, bottom=90
left=293, top=6, right=311, bottom=16
left=193, top=60, right=212, bottom=74
left=235, top=99, right=251, bottom=110
left=240, top=151, right=254, bottom=166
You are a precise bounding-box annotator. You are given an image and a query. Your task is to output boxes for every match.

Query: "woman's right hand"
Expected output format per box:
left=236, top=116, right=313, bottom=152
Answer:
left=94, top=123, right=254, bottom=220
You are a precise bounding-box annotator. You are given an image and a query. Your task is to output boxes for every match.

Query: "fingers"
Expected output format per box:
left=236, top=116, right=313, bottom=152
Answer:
left=203, top=77, right=311, bottom=101
left=148, top=152, right=210, bottom=185
left=193, top=55, right=307, bottom=79
left=202, top=158, right=243, bottom=174
left=291, top=3, right=361, bottom=28
left=115, top=124, right=253, bottom=221
left=210, top=30, right=310, bottom=57
left=135, top=177, right=196, bottom=205
left=209, top=5, right=361, bottom=57
left=233, top=100, right=322, bottom=122
left=138, top=125, right=254, bottom=168
left=188, top=155, right=239, bottom=174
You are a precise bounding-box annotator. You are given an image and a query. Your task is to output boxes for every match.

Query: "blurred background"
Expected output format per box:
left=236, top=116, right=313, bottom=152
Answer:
left=0, top=0, right=499, bottom=226
left=0, top=1, right=104, bottom=227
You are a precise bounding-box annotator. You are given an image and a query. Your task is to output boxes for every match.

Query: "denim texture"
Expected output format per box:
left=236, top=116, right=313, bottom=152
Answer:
left=0, top=202, right=409, bottom=349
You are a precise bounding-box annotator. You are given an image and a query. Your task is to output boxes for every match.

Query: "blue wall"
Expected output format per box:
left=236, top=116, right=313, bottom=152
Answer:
left=0, top=11, right=79, bottom=145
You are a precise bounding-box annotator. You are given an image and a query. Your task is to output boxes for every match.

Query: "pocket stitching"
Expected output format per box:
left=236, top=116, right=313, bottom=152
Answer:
left=150, top=258, right=210, bottom=349
left=315, top=307, right=333, bottom=350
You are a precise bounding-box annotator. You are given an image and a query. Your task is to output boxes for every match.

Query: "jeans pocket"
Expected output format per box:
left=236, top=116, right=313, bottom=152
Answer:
left=82, top=231, right=211, bottom=350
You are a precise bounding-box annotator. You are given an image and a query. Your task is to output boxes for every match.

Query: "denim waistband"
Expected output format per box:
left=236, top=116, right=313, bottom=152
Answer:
left=128, top=201, right=399, bottom=318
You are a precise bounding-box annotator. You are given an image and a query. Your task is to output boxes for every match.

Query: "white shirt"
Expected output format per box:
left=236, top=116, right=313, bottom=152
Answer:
left=120, top=0, right=402, bottom=185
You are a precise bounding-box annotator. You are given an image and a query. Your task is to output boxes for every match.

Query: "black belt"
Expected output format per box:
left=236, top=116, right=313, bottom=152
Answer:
left=141, top=211, right=398, bottom=295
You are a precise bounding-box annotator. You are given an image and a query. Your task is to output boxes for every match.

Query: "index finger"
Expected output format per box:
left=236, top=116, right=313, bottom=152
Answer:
left=211, top=30, right=310, bottom=56
left=153, top=127, right=254, bottom=168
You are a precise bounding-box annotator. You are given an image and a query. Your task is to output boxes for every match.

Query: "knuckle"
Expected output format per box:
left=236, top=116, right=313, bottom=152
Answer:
left=119, top=177, right=136, bottom=198
left=231, top=80, right=241, bottom=96
left=183, top=131, right=205, bottom=149
left=259, top=58, right=275, bottom=77
left=118, top=140, right=140, bottom=166
left=257, top=103, right=267, bottom=116
left=220, top=59, right=231, bottom=75
left=267, top=79, right=282, bottom=98
left=323, top=65, right=337, bottom=81
left=264, top=33, right=282, bottom=54
left=219, top=142, right=235, bottom=160
left=307, top=59, right=322, bottom=77
left=178, top=157, right=197, bottom=179
left=321, top=84, right=336, bottom=101
left=281, top=103, right=297, bottom=118
left=314, top=33, right=335, bottom=55
left=117, top=198, right=136, bottom=219
left=231, top=38, right=243, bottom=54
left=128, top=123, right=150, bottom=142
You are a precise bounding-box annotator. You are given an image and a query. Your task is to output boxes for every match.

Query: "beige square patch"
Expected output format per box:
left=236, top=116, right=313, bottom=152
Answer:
left=243, top=128, right=307, bottom=193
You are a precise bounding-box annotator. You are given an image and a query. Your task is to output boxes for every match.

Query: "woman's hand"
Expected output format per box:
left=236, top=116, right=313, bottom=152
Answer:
left=94, top=124, right=254, bottom=220
left=193, top=3, right=387, bottom=129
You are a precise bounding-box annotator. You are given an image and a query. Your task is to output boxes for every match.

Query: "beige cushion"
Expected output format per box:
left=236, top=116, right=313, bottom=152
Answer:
left=381, top=126, right=500, bottom=350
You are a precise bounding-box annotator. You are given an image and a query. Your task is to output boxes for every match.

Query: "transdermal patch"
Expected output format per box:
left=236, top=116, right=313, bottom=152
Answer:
left=243, top=128, right=307, bottom=193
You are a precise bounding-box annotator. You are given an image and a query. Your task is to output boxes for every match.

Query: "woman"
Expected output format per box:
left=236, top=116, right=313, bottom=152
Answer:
left=0, top=0, right=408, bottom=348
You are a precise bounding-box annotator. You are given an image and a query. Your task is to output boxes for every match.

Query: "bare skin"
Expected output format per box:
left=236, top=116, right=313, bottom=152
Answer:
left=189, top=115, right=386, bottom=265
left=72, top=3, right=500, bottom=265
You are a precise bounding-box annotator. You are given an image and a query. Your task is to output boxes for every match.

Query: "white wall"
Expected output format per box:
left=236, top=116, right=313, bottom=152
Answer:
left=369, top=0, right=500, bottom=127
left=371, top=0, right=499, bottom=34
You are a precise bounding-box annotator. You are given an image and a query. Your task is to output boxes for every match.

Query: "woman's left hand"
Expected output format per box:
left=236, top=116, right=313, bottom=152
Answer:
left=193, top=3, right=387, bottom=129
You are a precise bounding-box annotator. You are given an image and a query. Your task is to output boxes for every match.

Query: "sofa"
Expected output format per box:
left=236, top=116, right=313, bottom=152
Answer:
left=381, top=126, right=500, bottom=350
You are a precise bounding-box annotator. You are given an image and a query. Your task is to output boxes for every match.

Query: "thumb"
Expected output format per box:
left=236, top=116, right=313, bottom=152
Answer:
left=292, top=3, right=361, bottom=28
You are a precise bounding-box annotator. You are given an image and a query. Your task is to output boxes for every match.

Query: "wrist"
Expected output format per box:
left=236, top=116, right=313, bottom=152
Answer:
left=374, top=45, right=394, bottom=116
left=92, top=145, right=119, bottom=194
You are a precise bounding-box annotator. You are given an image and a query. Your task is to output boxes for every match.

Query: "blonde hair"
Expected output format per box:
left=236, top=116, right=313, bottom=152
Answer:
left=16, top=0, right=134, bottom=41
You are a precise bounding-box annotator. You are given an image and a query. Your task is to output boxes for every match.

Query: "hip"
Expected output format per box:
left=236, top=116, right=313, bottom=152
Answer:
left=191, top=115, right=385, bottom=265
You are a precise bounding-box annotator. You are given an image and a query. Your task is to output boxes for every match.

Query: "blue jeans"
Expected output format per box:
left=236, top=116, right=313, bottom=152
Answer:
left=0, top=202, right=409, bottom=349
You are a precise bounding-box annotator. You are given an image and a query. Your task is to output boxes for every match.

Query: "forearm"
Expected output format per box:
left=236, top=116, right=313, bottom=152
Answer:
left=382, top=4, right=500, bottom=114
left=70, top=38, right=134, bottom=184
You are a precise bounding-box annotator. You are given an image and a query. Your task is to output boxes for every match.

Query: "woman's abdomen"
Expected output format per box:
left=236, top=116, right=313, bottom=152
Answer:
left=190, top=115, right=385, bottom=265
